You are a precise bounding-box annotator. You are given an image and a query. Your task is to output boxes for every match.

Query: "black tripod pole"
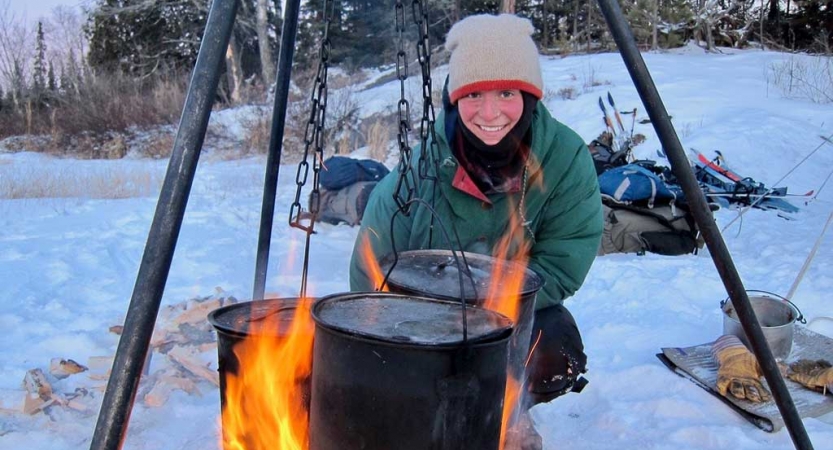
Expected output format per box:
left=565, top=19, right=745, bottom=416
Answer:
left=252, top=0, right=303, bottom=301
left=89, top=0, right=240, bottom=448
left=595, top=0, right=813, bottom=448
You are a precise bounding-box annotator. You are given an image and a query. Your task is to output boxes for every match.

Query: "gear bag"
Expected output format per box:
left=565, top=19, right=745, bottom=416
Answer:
left=313, top=181, right=378, bottom=226
left=598, top=201, right=702, bottom=256
left=598, top=164, right=680, bottom=208
left=319, top=156, right=389, bottom=190
left=589, top=138, right=629, bottom=176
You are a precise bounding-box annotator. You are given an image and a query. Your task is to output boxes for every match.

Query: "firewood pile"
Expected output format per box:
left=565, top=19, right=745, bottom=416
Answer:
left=5, top=289, right=237, bottom=417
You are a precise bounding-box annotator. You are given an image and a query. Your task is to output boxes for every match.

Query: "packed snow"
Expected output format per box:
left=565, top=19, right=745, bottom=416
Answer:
left=1, top=43, right=832, bottom=449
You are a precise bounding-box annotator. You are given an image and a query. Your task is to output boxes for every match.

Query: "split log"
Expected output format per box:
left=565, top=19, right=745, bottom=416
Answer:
left=49, top=358, right=88, bottom=379
left=143, top=368, right=201, bottom=407
left=63, top=388, right=91, bottom=412
left=22, top=369, right=53, bottom=415
left=167, top=345, right=220, bottom=387
left=86, top=356, right=114, bottom=382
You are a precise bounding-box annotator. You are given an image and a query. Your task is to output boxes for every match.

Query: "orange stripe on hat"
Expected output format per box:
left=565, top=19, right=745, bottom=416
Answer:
left=450, top=80, right=543, bottom=103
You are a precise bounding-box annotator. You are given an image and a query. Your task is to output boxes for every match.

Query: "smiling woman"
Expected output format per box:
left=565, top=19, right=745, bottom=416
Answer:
left=349, top=13, right=604, bottom=447
left=457, top=89, right=525, bottom=145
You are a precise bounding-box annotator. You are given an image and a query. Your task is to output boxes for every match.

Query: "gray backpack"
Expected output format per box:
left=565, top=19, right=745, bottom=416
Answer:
left=598, top=201, right=703, bottom=256
left=313, top=181, right=378, bottom=226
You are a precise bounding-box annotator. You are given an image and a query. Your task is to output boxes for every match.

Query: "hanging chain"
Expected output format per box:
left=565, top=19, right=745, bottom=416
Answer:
left=411, top=0, right=440, bottom=246
left=288, top=0, right=333, bottom=297
left=393, top=0, right=440, bottom=218
left=412, top=0, right=439, bottom=181
left=393, top=0, right=416, bottom=215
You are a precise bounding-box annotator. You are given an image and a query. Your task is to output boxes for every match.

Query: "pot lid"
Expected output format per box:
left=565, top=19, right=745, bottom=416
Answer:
left=312, top=293, right=513, bottom=346
left=208, top=298, right=302, bottom=338
left=379, top=250, right=543, bottom=301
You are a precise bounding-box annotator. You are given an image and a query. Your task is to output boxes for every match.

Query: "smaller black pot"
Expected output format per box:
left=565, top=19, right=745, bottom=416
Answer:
left=207, top=298, right=310, bottom=448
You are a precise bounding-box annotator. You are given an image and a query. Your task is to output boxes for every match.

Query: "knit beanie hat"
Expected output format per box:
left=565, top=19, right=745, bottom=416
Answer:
left=446, top=14, right=544, bottom=104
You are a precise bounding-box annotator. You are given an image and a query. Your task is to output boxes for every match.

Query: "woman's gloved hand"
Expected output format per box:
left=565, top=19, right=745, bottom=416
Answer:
left=782, top=359, right=833, bottom=394
left=711, top=334, right=772, bottom=402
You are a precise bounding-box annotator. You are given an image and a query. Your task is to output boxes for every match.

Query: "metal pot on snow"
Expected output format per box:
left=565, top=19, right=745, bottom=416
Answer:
left=379, top=250, right=543, bottom=399
left=308, top=292, right=513, bottom=450
left=721, top=290, right=805, bottom=361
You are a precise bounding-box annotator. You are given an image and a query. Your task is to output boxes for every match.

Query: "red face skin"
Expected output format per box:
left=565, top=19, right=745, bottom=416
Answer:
left=457, top=89, right=524, bottom=145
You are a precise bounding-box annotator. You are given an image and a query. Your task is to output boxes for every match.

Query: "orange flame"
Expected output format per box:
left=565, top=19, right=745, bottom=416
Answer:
left=483, top=202, right=531, bottom=323
left=498, top=377, right=522, bottom=447
left=480, top=201, right=533, bottom=450
left=359, top=231, right=389, bottom=292
left=220, top=298, right=315, bottom=450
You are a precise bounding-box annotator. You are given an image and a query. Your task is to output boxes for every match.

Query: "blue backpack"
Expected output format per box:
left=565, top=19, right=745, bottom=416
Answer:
left=319, top=156, right=390, bottom=191
left=598, top=164, right=678, bottom=208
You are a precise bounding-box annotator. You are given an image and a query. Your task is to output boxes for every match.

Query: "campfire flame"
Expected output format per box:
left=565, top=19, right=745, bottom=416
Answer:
left=359, top=231, right=389, bottom=292
left=220, top=298, right=315, bottom=450
left=482, top=202, right=533, bottom=450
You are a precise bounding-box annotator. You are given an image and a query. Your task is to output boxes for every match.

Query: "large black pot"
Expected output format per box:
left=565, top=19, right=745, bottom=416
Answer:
left=308, top=292, right=513, bottom=450
left=207, top=298, right=310, bottom=448
left=379, top=250, right=543, bottom=413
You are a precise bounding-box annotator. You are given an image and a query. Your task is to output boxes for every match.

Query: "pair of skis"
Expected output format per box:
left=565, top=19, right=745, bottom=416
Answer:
left=598, top=92, right=625, bottom=136
left=598, top=92, right=637, bottom=156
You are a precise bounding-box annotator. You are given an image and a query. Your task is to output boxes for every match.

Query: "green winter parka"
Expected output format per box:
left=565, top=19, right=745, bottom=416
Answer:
left=349, top=99, right=602, bottom=310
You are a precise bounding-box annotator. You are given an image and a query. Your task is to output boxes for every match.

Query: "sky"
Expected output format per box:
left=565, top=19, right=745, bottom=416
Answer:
left=1, top=43, right=832, bottom=449
left=6, top=0, right=286, bottom=23
left=5, top=0, right=87, bottom=22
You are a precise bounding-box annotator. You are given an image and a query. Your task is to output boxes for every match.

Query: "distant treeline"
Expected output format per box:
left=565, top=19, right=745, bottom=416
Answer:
left=1, top=0, right=830, bottom=143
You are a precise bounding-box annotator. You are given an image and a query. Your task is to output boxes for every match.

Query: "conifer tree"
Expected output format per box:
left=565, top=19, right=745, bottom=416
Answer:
left=48, top=61, right=56, bottom=92
left=33, top=22, right=47, bottom=96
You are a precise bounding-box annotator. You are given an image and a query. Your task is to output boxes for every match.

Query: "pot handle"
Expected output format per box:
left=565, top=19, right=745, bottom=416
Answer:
left=383, top=198, right=478, bottom=342
left=740, top=290, right=807, bottom=324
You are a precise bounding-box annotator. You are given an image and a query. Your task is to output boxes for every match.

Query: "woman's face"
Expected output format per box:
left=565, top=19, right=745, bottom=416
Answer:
left=457, top=89, right=524, bottom=145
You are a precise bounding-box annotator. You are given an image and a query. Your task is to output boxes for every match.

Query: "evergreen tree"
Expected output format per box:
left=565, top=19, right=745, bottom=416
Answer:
left=48, top=61, right=57, bottom=92
left=84, top=0, right=268, bottom=93
left=86, top=0, right=207, bottom=77
left=787, top=0, right=833, bottom=50
left=33, top=22, right=47, bottom=96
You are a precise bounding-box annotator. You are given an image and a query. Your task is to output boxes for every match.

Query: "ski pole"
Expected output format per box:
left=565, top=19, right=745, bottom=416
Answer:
left=806, top=134, right=833, bottom=205
left=629, top=107, right=637, bottom=140
left=785, top=210, right=833, bottom=301
left=722, top=135, right=830, bottom=233
left=607, top=92, right=626, bottom=134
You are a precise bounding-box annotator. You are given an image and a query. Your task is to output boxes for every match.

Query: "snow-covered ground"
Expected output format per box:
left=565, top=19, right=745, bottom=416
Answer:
left=2, top=43, right=833, bottom=449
